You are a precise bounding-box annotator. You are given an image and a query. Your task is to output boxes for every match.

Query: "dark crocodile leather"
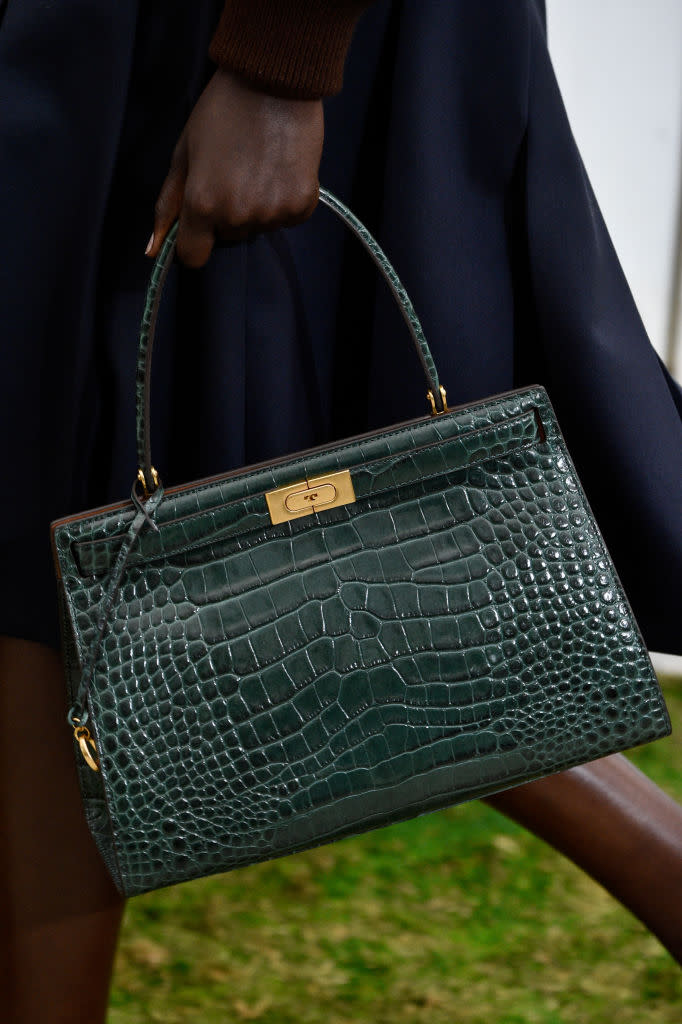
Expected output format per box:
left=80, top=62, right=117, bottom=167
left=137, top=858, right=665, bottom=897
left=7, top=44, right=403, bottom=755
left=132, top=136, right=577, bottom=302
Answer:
left=53, top=191, right=669, bottom=895
left=52, top=384, right=670, bottom=896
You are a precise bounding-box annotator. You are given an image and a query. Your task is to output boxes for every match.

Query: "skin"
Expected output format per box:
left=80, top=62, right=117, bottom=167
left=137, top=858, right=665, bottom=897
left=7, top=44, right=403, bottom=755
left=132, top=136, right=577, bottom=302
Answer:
left=1, top=637, right=124, bottom=1024
left=486, top=761, right=682, bottom=962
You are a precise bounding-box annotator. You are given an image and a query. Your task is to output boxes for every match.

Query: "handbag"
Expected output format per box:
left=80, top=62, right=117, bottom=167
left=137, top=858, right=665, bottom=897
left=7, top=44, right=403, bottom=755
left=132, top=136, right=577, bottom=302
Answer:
left=51, top=189, right=671, bottom=897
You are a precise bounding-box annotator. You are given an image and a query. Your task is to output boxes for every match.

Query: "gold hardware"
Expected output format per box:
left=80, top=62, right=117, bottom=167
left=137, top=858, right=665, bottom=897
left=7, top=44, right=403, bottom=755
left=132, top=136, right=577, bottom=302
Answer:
left=427, top=385, right=449, bottom=416
left=72, top=718, right=100, bottom=772
left=266, top=470, right=356, bottom=525
left=137, top=466, right=160, bottom=498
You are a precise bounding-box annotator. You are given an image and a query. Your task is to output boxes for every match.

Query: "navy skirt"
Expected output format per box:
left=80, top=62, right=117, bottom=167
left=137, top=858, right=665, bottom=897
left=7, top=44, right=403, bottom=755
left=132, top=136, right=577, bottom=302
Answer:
left=0, top=1, right=680, bottom=653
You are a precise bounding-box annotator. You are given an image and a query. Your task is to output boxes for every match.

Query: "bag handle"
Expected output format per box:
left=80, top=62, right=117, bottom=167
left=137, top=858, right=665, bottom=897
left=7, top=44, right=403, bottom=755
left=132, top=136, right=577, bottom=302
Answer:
left=136, top=187, right=448, bottom=495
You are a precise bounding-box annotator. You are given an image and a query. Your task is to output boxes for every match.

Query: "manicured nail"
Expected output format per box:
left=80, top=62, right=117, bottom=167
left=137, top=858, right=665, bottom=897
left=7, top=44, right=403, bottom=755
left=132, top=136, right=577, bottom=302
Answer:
left=145, top=232, right=155, bottom=256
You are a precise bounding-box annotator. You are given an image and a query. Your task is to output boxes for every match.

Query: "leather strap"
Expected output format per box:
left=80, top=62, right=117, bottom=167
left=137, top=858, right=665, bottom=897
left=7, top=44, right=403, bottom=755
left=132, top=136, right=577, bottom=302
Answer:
left=67, top=480, right=166, bottom=727
left=136, top=188, right=444, bottom=493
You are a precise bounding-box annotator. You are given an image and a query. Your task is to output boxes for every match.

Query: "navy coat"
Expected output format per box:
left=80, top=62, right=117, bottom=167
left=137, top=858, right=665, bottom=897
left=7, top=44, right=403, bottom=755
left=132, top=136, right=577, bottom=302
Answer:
left=0, top=0, right=680, bottom=652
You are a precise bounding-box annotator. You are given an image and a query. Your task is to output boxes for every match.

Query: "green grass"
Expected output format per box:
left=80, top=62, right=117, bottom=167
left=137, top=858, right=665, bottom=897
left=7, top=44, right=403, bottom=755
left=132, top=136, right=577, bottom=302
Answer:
left=109, top=679, right=682, bottom=1023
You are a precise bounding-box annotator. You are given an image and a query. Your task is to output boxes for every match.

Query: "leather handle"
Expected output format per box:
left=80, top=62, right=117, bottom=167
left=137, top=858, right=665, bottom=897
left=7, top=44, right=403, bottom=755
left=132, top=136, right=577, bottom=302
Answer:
left=136, top=188, right=444, bottom=493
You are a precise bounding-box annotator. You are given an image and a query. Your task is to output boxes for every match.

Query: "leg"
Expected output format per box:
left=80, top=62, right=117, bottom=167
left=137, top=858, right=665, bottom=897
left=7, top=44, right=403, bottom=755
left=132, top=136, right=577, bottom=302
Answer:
left=485, top=754, right=682, bottom=962
left=0, top=637, right=125, bottom=1024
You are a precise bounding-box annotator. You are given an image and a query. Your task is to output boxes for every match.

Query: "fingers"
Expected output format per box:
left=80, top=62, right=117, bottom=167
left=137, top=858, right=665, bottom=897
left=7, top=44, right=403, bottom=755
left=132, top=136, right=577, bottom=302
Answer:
left=148, top=141, right=220, bottom=268
left=258, top=180, right=321, bottom=233
left=149, top=179, right=320, bottom=269
left=176, top=196, right=216, bottom=270
left=147, top=141, right=186, bottom=261
left=174, top=182, right=256, bottom=267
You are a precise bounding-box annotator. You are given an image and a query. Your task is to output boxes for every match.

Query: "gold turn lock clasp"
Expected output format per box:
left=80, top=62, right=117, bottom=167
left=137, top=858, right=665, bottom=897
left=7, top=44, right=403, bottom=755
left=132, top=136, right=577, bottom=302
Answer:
left=266, top=470, right=356, bottom=525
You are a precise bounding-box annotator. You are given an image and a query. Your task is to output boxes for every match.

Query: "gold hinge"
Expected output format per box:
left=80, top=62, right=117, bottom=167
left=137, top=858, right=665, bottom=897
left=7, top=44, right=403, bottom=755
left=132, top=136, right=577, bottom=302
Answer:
left=266, top=469, right=356, bottom=525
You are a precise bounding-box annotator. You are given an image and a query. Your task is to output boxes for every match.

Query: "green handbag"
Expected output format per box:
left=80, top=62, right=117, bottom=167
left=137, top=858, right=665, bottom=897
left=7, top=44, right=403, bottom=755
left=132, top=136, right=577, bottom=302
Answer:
left=51, top=190, right=670, bottom=897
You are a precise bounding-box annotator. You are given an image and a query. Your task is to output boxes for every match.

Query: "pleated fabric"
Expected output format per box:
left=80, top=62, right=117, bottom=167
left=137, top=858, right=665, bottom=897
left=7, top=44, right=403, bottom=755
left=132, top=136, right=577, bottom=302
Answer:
left=0, top=0, right=679, bottom=652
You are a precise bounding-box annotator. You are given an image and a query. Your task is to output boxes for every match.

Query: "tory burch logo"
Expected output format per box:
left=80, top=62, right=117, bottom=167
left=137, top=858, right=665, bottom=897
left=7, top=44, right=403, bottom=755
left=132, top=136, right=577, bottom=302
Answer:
left=266, top=471, right=355, bottom=524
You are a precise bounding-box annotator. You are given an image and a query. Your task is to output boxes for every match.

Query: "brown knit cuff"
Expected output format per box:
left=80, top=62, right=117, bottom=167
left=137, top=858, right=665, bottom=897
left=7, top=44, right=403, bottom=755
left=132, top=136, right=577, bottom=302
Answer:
left=209, top=0, right=373, bottom=99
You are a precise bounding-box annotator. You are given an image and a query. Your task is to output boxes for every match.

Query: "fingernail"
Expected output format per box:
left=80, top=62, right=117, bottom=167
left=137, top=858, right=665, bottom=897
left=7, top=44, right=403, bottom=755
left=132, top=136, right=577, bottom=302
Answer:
left=145, top=232, right=155, bottom=256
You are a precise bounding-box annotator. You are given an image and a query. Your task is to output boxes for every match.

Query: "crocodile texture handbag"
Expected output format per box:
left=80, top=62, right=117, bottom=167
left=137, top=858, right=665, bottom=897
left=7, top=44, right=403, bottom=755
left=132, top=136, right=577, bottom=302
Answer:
left=51, top=190, right=671, bottom=897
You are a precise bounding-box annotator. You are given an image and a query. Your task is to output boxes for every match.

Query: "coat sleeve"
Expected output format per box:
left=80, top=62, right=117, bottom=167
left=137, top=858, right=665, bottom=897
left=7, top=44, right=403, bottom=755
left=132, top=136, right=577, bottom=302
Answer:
left=209, top=0, right=375, bottom=99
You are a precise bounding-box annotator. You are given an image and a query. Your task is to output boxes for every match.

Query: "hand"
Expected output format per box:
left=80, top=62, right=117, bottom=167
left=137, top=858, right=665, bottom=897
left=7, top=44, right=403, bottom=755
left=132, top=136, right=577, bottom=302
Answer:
left=147, top=68, right=324, bottom=268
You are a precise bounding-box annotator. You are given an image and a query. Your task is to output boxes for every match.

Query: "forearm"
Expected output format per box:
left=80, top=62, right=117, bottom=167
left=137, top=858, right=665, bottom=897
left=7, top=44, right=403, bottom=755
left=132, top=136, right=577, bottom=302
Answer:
left=210, top=0, right=376, bottom=98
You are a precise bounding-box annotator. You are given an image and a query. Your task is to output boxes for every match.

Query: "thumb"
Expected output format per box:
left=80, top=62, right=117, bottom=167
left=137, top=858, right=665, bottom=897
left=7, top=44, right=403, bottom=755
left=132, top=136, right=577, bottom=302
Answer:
left=147, top=140, right=188, bottom=259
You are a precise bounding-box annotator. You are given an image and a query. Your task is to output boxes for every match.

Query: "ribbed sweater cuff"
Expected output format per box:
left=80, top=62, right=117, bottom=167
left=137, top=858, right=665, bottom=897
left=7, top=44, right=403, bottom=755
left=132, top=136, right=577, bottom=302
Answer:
left=209, top=0, right=372, bottom=99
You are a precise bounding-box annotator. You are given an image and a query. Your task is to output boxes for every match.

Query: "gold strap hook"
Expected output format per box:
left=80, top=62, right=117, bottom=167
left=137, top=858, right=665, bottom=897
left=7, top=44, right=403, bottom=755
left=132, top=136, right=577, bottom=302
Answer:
left=72, top=718, right=100, bottom=772
left=427, top=385, right=449, bottom=416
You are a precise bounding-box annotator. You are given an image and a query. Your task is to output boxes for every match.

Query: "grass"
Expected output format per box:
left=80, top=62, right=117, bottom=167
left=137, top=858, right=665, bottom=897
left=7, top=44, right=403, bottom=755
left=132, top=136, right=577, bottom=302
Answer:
left=109, top=678, right=682, bottom=1023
